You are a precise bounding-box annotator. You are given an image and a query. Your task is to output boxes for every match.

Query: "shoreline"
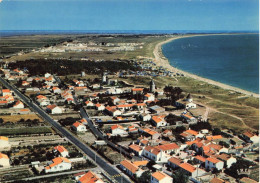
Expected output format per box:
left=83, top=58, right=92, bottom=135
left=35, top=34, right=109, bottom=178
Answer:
left=153, top=34, right=259, bottom=98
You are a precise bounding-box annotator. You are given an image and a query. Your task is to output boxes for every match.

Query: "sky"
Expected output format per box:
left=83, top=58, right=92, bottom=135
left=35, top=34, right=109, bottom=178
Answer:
left=0, top=0, right=259, bottom=31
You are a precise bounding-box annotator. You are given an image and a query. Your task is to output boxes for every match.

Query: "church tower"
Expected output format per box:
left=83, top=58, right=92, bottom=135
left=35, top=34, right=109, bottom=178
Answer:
left=150, top=79, right=155, bottom=92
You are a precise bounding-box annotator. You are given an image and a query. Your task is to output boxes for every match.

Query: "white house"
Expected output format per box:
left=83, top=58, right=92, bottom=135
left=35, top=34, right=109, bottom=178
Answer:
left=243, top=131, right=259, bottom=144
left=85, top=101, right=94, bottom=107
left=179, top=163, right=206, bottom=178
left=78, top=171, right=104, bottom=183
left=168, top=157, right=183, bottom=169
left=216, top=153, right=237, bottom=168
left=144, top=93, right=155, bottom=102
left=129, top=144, right=143, bottom=156
left=0, top=136, right=11, bottom=151
left=151, top=171, right=173, bottom=183
left=142, top=146, right=169, bottom=163
left=120, top=160, right=144, bottom=178
left=52, top=87, right=61, bottom=94
left=151, top=116, right=167, bottom=127
left=54, top=145, right=69, bottom=157
left=0, top=153, right=10, bottom=167
left=47, top=105, right=62, bottom=114
left=205, top=157, right=224, bottom=171
left=139, top=113, right=151, bottom=121
left=105, top=106, right=122, bottom=116
left=72, top=121, right=87, bottom=132
left=45, top=73, right=52, bottom=78
left=13, top=100, right=24, bottom=109
left=111, top=125, right=127, bottom=136
left=95, top=104, right=105, bottom=111
left=45, top=157, right=71, bottom=173
left=2, top=89, right=12, bottom=97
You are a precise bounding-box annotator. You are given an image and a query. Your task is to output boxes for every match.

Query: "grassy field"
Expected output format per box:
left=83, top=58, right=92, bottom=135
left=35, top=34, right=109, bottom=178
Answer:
left=2, top=34, right=168, bottom=61
left=0, top=127, right=53, bottom=135
left=0, top=114, right=43, bottom=123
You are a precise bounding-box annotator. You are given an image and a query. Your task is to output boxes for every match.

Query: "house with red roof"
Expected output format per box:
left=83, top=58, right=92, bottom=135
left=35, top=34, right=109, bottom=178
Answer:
left=168, top=157, right=183, bottom=169
left=45, top=157, right=71, bottom=173
left=151, top=115, right=167, bottom=127
left=155, top=143, right=180, bottom=154
left=129, top=144, right=143, bottom=156
left=111, top=125, right=127, bottom=136
left=179, top=162, right=206, bottom=178
left=120, top=159, right=145, bottom=178
left=151, top=171, right=173, bottom=183
left=142, top=146, right=169, bottom=162
left=105, top=106, right=122, bottom=116
left=95, top=103, right=105, bottom=111
left=13, top=100, right=24, bottom=109
left=205, top=157, right=224, bottom=170
left=0, top=153, right=10, bottom=167
left=52, top=87, right=61, bottom=94
left=2, top=89, right=12, bottom=96
left=78, top=170, right=104, bottom=183
left=131, top=88, right=144, bottom=95
left=0, top=136, right=11, bottom=151
left=144, top=93, right=155, bottom=102
left=46, top=105, right=62, bottom=114
left=22, top=81, right=30, bottom=86
left=85, top=101, right=94, bottom=107
left=72, top=121, right=87, bottom=132
left=54, top=145, right=69, bottom=157
left=242, top=131, right=259, bottom=144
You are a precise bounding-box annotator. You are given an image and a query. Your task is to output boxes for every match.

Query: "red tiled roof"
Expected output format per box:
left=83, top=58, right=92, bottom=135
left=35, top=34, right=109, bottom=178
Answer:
left=168, top=157, right=182, bottom=165
left=120, top=160, right=138, bottom=174
left=180, top=163, right=196, bottom=173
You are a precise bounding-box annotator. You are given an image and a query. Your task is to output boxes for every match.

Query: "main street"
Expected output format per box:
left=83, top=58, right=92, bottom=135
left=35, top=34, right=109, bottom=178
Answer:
left=0, top=77, right=131, bottom=183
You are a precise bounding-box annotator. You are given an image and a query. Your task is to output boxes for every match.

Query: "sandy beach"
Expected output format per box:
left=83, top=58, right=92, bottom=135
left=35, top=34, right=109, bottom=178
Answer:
left=153, top=34, right=259, bottom=98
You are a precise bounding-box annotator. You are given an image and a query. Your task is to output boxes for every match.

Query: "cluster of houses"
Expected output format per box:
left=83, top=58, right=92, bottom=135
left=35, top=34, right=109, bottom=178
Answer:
left=0, top=66, right=258, bottom=183
left=118, top=126, right=259, bottom=182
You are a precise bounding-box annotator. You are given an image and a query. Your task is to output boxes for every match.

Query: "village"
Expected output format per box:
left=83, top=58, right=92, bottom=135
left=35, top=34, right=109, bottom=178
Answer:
left=0, top=60, right=258, bottom=183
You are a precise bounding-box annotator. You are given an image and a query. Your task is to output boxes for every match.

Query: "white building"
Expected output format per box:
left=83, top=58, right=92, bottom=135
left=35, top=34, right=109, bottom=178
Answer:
left=144, top=93, right=155, bottom=102
left=45, top=157, right=71, bottom=173
left=120, top=160, right=144, bottom=178
left=47, top=105, right=62, bottom=114
left=151, top=171, right=173, bottom=183
left=0, top=153, right=10, bottom=168
left=111, top=125, right=127, bottom=136
left=179, top=163, right=206, bottom=178
left=13, top=100, right=24, bottom=109
left=72, top=121, right=87, bottom=132
left=205, top=157, right=224, bottom=171
left=54, top=145, right=69, bottom=157
left=95, top=104, right=105, bottom=111
left=0, top=136, right=11, bottom=151
left=151, top=116, right=167, bottom=127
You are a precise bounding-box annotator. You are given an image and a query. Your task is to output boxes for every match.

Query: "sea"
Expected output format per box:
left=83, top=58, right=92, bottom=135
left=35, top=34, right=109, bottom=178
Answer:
left=0, top=30, right=259, bottom=93
left=162, top=34, right=259, bottom=93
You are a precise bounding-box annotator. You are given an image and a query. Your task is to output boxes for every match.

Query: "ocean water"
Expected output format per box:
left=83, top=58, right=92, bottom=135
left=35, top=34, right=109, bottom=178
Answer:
left=162, top=34, right=259, bottom=93
left=0, top=30, right=257, bottom=37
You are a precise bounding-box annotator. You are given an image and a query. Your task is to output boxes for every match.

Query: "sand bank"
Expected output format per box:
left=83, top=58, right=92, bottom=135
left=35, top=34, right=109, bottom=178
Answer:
left=153, top=34, right=259, bottom=98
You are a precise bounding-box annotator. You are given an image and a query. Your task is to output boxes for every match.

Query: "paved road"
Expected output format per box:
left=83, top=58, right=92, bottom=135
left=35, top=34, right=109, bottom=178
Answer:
left=0, top=77, right=131, bottom=183
left=73, top=96, right=131, bottom=158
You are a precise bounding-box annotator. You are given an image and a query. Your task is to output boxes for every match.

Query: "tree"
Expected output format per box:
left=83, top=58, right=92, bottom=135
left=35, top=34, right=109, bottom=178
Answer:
left=212, top=128, right=221, bottom=135
left=172, top=169, right=189, bottom=183
left=163, top=86, right=183, bottom=104
left=137, top=171, right=151, bottom=183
